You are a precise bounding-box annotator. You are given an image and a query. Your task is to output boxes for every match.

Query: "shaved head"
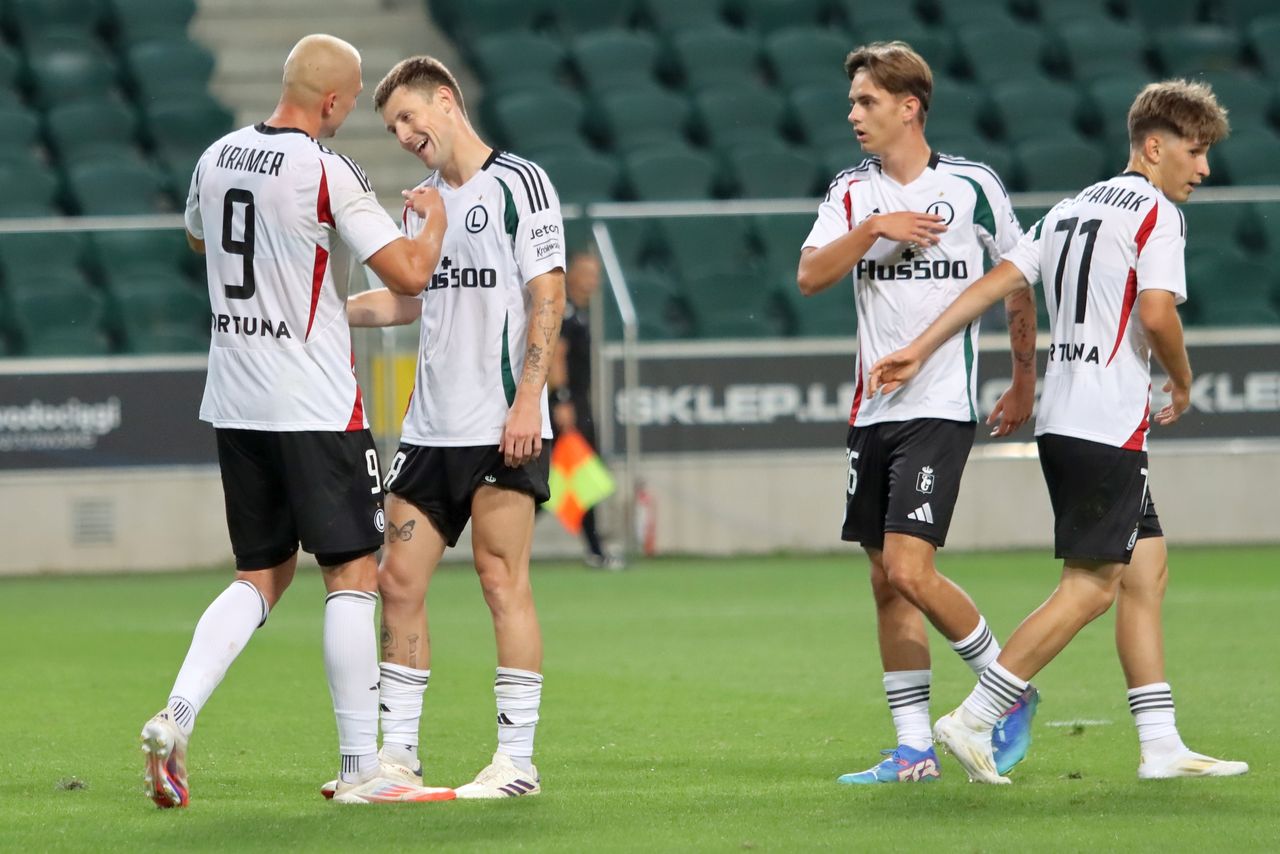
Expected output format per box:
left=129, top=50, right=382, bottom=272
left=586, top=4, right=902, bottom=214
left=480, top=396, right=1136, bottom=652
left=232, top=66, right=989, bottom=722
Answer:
left=282, top=34, right=361, bottom=107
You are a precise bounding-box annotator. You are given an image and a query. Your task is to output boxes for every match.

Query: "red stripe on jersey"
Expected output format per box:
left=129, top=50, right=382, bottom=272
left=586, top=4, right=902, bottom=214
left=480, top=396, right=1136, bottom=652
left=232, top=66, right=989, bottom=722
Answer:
left=318, top=162, right=335, bottom=227
left=847, top=342, right=865, bottom=425
left=843, top=187, right=853, bottom=229
left=306, top=164, right=336, bottom=341
left=345, top=349, right=365, bottom=431
left=1105, top=204, right=1159, bottom=367
left=1122, top=387, right=1151, bottom=450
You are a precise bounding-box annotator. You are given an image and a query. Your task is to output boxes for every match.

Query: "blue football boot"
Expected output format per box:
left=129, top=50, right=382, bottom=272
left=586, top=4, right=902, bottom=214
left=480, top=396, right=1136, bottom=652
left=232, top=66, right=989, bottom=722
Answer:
left=837, top=744, right=942, bottom=784
left=992, top=685, right=1040, bottom=775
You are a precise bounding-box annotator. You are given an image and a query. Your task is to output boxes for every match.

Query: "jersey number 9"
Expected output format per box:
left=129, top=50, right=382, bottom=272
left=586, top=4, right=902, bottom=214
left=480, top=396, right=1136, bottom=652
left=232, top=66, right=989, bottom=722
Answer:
left=222, top=188, right=256, bottom=300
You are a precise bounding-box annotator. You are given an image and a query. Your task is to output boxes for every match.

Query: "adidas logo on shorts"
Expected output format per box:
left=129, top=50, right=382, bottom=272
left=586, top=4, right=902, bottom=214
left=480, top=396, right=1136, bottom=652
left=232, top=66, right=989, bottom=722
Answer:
left=907, top=502, right=934, bottom=523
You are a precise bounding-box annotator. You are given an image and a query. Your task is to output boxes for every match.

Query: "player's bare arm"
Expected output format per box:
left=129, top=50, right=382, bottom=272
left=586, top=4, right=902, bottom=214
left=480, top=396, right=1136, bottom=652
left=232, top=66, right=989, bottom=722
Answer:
left=988, top=287, right=1038, bottom=437
left=501, top=269, right=566, bottom=467
left=548, top=333, right=575, bottom=432
left=364, top=187, right=447, bottom=296
left=797, top=211, right=946, bottom=295
left=185, top=231, right=205, bottom=254
left=347, top=288, right=420, bottom=327
left=869, top=260, right=1029, bottom=396
left=1138, top=289, right=1193, bottom=425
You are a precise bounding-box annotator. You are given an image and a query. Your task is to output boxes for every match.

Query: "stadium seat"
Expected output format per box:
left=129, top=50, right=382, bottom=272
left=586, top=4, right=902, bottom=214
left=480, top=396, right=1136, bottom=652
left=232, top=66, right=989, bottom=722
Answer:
left=571, top=29, right=659, bottom=92
left=1247, top=15, right=1280, bottom=79
left=65, top=160, right=171, bottom=215
left=142, top=94, right=234, bottom=154
left=723, top=144, right=821, bottom=199
left=623, top=145, right=718, bottom=200
left=818, top=142, right=869, bottom=184
left=471, top=32, right=566, bottom=93
left=1031, top=0, right=1116, bottom=28
left=0, top=167, right=61, bottom=217
left=1186, top=257, right=1279, bottom=325
left=928, top=0, right=1017, bottom=26
left=776, top=279, right=858, bottom=337
left=928, top=76, right=987, bottom=140
left=1126, top=0, right=1203, bottom=32
left=432, top=0, right=545, bottom=38
left=753, top=213, right=815, bottom=277
left=603, top=270, right=687, bottom=340
left=107, top=0, right=197, bottom=46
left=44, top=99, right=139, bottom=162
left=126, top=39, right=216, bottom=101
left=735, top=0, right=829, bottom=32
left=1052, top=20, right=1150, bottom=82
left=1082, top=74, right=1153, bottom=143
left=1014, top=138, right=1107, bottom=191
left=1221, top=0, right=1280, bottom=30
left=542, top=0, right=635, bottom=35
left=486, top=88, right=586, bottom=152
left=1182, top=204, right=1249, bottom=257
left=985, top=79, right=1084, bottom=144
left=4, top=0, right=103, bottom=41
left=641, top=0, right=726, bottom=35
left=123, top=326, right=210, bottom=353
left=764, top=27, right=851, bottom=90
left=693, top=84, right=787, bottom=151
left=654, top=216, right=756, bottom=279
left=937, top=143, right=1017, bottom=190
left=668, top=27, right=762, bottom=91
left=955, top=20, right=1047, bottom=84
left=1152, top=26, right=1242, bottom=77
left=1191, top=71, right=1273, bottom=134
left=8, top=287, right=109, bottom=350
left=20, top=327, right=115, bottom=356
left=1212, top=131, right=1280, bottom=185
left=23, top=34, right=122, bottom=107
left=89, top=228, right=194, bottom=285
left=848, top=19, right=950, bottom=71
left=536, top=149, right=620, bottom=205
left=113, top=284, right=209, bottom=340
left=596, top=217, right=656, bottom=274
left=0, top=42, right=20, bottom=90
left=0, top=257, right=90, bottom=297
left=680, top=272, right=782, bottom=338
left=789, top=85, right=856, bottom=148
left=0, top=104, right=41, bottom=152
left=590, top=86, right=691, bottom=152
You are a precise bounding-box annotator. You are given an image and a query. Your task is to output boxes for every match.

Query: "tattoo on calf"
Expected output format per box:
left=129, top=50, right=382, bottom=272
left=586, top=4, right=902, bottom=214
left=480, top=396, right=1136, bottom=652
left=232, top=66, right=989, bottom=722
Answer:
left=408, top=633, right=420, bottom=669
left=380, top=623, right=396, bottom=656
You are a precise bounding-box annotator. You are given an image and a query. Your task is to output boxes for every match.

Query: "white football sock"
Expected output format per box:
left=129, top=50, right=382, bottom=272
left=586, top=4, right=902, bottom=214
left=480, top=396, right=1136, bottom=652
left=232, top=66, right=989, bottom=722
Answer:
left=168, top=579, right=269, bottom=737
left=494, top=667, right=542, bottom=773
left=961, top=661, right=1028, bottom=730
left=951, top=616, right=1001, bottom=676
left=323, top=590, right=380, bottom=783
left=884, top=670, right=932, bottom=750
left=1128, top=682, right=1186, bottom=757
left=379, top=662, right=430, bottom=769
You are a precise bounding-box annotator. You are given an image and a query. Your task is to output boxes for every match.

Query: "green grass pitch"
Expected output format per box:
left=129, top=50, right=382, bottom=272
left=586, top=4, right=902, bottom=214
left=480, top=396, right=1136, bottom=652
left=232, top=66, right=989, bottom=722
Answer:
left=2, top=548, right=1275, bottom=852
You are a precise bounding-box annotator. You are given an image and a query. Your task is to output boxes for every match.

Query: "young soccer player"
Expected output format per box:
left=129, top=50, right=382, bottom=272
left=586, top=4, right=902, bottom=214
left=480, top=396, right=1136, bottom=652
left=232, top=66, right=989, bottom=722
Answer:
left=140, top=34, right=452, bottom=806
left=869, top=79, right=1249, bottom=783
left=797, top=41, right=1039, bottom=784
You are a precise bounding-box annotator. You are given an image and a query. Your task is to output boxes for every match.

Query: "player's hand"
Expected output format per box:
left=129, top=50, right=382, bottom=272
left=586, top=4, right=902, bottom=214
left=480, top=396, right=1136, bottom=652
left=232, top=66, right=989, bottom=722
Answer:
left=402, top=186, right=446, bottom=224
left=868, top=347, right=924, bottom=397
left=501, top=395, right=543, bottom=467
left=871, top=211, right=947, bottom=247
left=987, top=379, right=1034, bottom=437
left=1154, top=378, right=1190, bottom=425
left=552, top=401, right=576, bottom=432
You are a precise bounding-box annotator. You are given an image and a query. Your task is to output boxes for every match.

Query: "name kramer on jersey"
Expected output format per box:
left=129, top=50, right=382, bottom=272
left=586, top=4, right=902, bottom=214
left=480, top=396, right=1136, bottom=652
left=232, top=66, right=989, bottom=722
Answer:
left=215, top=144, right=285, bottom=177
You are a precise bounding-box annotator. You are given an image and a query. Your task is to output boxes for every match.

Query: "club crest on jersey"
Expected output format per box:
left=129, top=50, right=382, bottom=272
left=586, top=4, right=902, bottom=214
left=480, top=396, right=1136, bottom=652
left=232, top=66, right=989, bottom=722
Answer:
left=926, top=200, right=955, bottom=225
left=916, top=466, right=935, bottom=494
left=374, top=508, right=385, bottom=533
left=465, top=204, right=488, bottom=233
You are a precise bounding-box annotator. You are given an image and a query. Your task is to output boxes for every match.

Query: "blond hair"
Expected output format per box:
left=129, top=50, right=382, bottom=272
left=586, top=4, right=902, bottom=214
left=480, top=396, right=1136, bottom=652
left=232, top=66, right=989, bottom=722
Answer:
left=373, top=55, right=467, bottom=118
left=844, top=41, right=932, bottom=120
left=1128, top=79, right=1230, bottom=148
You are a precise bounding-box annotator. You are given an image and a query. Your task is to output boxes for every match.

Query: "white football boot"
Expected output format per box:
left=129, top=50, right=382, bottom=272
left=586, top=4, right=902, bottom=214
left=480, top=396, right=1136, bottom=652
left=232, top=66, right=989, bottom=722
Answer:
left=934, top=710, right=1011, bottom=785
left=453, top=752, right=541, bottom=799
left=1138, top=748, right=1249, bottom=780
left=140, top=708, right=190, bottom=808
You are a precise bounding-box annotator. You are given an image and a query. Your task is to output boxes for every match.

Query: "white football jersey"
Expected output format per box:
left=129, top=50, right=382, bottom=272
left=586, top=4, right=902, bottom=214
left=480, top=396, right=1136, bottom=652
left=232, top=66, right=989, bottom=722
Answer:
left=186, top=123, right=403, bottom=431
left=397, top=150, right=564, bottom=446
left=1004, top=172, right=1186, bottom=450
left=804, top=152, right=1022, bottom=427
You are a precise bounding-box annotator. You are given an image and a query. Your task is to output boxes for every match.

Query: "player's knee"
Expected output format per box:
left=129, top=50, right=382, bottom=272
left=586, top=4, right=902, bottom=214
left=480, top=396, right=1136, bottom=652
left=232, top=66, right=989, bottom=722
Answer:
left=883, top=559, right=931, bottom=601
left=474, top=560, right=530, bottom=613
left=377, top=552, right=425, bottom=605
left=869, top=566, right=900, bottom=607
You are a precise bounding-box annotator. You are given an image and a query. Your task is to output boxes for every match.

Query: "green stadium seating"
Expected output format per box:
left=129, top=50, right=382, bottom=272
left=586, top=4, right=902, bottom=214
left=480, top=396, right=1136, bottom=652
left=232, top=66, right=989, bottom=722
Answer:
left=44, top=99, right=139, bottom=162
left=1183, top=203, right=1250, bottom=257
left=1152, top=26, right=1242, bottom=76
left=668, top=27, right=762, bottom=91
left=486, top=88, right=586, bottom=151
left=817, top=142, right=868, bottom=184
left=23, top=34, right=121, bottom=107
left=0, top=232, right=87, bottom=283
left=847, top=20, right=950, bottom=71
left=543, top=0, right=635, bottom=34
left=1082, top=74, right=1151, bottom=143
left=1247, top=15, right=1280, bottom=79
left=985, top=79, right=1084, bottom=144
left=928, top=76, right=987, bottom=140
left=142, top=94, right=236, bottom=153
left=1031, top=0, right=1115, bottom=27
left=722, top=144, right=821, bottom=199
left=0, top=42, right=19, bottom=89
left=680, top=272, right=781, bottom=338
left=937, top=142, right=1017, bottom=189
left=589, top=86, right=691, bottom=152
left=1052, top=20, right=1150, bottom=82
left=623, top=145, right=718, bottom=200
left=776, top=279, right=857, bottom=337
left=126, top=39, right=216, bottom=101
left=955, top=20, right=1047, bottom=84
left=21, top=328, right=114, bottom=356
left=113, top=284, right=208, bottom=339
left=735, top=0, right=829, bottom=32
left=928, top=0, right=1017, bottom=26
left=536, top=149, right=620, bottom=204
left=1126, top=0, right=1203, bottom=32
left=107, top=0, right=197, bottom=46
left=641, top=0, right=726, bottom=35
left=4, top=0, right=104, bottom=41
left=693, top=84, right=786, bottom=150
left=654, top=216, right=755, bottom=278
left=0, top=104, right=40, bottom=151
left=65, top=160, right=171, bottom=215
left=789, top=84, right=856, bottom=148
left=89, top=228, right=194, bottom=285
left=0, top=167, right=61, bottom=217
left=764, top=27, right=850, bottom=90
left=1213, top=130, right=1280, bottom=185
left=603, top=270, right=687, bottom=340
left=1186, top=257, right=1280, bottom=325
left=1221, top=0, right=1279, bottom=30
left=471, top=32, right=566, bottom=93
left=1191, top=71, right=1273, bottom=134
left=596, top=217, right=655, bottom=273
left=9, top=287, right=109, bottom=352
left=571, top=29, right=659, bottom=92
left=753, top=213, right=813, bottom=276
left=123, top=326, right=209, bottom=353
left=1014, top=138, right=1107, bottom=191
left=431, top=0, right=544, bottom=39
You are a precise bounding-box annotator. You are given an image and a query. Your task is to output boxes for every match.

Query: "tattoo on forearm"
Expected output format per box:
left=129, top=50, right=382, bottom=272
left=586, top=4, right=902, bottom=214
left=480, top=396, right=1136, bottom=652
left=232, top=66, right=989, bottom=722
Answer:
left=521, top=296, right=563, bottom=388
left=387, top=519, right=415, bottom=542
left=1007, top=304, right=1036, bottom=371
